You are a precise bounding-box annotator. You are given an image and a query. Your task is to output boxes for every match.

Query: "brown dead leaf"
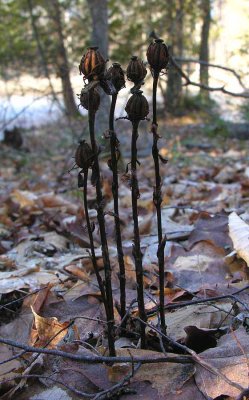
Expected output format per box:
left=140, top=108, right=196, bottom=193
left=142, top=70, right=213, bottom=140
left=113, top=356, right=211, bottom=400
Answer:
left=195, top=327, right=249, bottom=398
left=30, top=306, right=79, bottom=348
left=109, top=348, right=195, bottom=398
left=229, top=212, right=249, bottom=266
left=123, top=255, right=154, bottom=289
left=0, top=344, right=23, bottom=393
left=11, top=189, right=38, bottom=209
left=168, top=241, right=228, bottom=291
left=188, top=212, right=232, bottom=250
left=149, top=302, right=235, bottom=342
left=64, top=264, right=91, bottom=281
left=38, top=192, right=78, bottom=214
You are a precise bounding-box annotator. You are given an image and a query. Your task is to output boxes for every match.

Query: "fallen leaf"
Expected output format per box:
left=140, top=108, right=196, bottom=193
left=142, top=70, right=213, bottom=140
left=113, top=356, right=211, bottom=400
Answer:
left=30, top=306, right=79, bottom=348
left=228, top=212, right=249, bottom=266
left=109, top=348, right=195, bottom=398
left=188, top=212, right=231, bottom=250
left=195, top=327, right=249, bottom=398
left=149, top=302, right=235, bottom=342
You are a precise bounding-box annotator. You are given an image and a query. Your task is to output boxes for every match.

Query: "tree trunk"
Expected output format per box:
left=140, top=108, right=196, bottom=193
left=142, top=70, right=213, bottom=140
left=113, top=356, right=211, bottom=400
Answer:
left=86, top=0, right=110, bottom=140
left=27, top=0, right=63, bottom=112
left=47, top=0, right=79, bottom=118
left=165, top=0, right=184, bottom=114
left=199, top=0, right=211, bottom=98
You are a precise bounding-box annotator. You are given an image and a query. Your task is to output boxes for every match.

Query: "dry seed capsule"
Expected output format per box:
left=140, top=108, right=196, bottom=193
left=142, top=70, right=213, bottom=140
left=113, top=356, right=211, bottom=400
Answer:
left=79, top=46, right=106, bottom=81
left=125, top=90, right=149, bottom=121
left=106, top=62, right=125, bottom=92
left=80, top=88, right=100, bottom=113
left=126, top=56, right=147, bottom=84
left=146, top=39, right=169, bottom=72
left=75, top=141, right=94, bottom=171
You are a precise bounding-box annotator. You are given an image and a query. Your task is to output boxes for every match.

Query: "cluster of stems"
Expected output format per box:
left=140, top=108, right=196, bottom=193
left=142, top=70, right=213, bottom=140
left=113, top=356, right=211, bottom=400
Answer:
left=76, top=39, right=169, bottom=354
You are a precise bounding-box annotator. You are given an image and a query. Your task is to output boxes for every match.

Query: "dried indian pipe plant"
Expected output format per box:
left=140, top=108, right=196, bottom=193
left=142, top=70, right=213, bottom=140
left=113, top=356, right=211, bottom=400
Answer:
left=79, top=47, right=116, bottom=357
left=147, top=38, right=169, bottom=333
left=106, top=63, right=126, bottom=321
left=125, top=87, right=149, bottom=348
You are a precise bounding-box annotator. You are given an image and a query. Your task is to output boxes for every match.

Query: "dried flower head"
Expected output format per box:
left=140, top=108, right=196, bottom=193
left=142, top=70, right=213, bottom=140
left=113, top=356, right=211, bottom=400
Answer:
left=80, top=87, right=100, bottom=113
left=126, top=56, right=147, bottom=84
left=75, top=141, right=94, bottom=171
left=79, top=46, right=106, bottom=81
left=146, top=39, right=169, bottom=72
left=106, top=63, right=125, bottom=92
left=125, top=90, right=149, bottom=121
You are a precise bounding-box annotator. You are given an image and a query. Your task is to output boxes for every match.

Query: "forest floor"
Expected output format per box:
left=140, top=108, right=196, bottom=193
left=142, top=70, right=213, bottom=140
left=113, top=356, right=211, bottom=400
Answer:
left=0, top=115, right=249, bottom=399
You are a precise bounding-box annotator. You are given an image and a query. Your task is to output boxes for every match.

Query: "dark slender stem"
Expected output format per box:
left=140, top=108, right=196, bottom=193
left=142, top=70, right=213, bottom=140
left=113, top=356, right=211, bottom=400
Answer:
left=82, top=170, right=106, bottom=305
left=109, top=93, right=126, bottom=321
left=131, top=120, right=147, bottom=348
left=88, top=90, right=116, bottom=357
left=152, top=71, right=166, bottom=333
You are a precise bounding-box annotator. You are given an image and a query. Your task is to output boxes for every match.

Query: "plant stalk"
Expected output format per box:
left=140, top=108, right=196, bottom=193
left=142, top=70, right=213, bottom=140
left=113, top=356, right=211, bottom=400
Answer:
left=82, top=170, right=106, bottom=305
left=88, top=89, right=116, bottom=357
left=109, top=93, right=126, bottom=321
left=152, top=71, right=166, bottom=333
left=131, top=120, right=147, bottom=348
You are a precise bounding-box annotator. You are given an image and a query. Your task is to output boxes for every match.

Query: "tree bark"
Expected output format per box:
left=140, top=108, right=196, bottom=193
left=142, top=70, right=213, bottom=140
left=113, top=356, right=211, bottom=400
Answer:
left=27, top=0, right=63, bottom=112
left=86, top=0, right=110, bottom=140
left=165, top=0, right=184, bottom=113
left=199, top=0, right=211, bottom=98
left=46, top=0, right=79, bottom=118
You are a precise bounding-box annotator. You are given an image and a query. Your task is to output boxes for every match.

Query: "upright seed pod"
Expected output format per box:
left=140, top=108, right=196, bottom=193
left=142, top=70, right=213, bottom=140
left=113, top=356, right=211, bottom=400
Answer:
left=79, top=46, right=106, bottom=81
left=125, top=90, right=149, bottom=121
left=80, top=87, right=100, bottom=113
left=146, top=39, right=169, bottom=72
left=75, top=141, right=94, bottom=172
left=126, top=56, right=147, bottom=84
left=106, top=63, right=126, bottom=92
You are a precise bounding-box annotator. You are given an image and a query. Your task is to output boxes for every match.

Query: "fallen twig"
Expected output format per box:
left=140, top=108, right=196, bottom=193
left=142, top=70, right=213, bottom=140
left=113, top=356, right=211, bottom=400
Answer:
left=0, top=337, right=192, bottom=364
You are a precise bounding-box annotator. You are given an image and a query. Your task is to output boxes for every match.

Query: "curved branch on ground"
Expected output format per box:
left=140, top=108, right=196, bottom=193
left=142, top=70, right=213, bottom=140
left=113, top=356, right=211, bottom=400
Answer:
left=0, top=337, right=192, bottom=365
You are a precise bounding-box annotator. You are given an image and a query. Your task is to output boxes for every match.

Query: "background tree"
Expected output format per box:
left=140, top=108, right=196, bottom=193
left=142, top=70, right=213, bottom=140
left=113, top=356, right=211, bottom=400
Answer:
left=44, top=0, right=79, bottom=117
left=199, top=0, right=211, bottom=99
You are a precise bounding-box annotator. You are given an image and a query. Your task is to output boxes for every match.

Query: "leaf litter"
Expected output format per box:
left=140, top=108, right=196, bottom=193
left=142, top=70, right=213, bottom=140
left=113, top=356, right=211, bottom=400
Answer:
left=0, top=123, right=249, bottom=399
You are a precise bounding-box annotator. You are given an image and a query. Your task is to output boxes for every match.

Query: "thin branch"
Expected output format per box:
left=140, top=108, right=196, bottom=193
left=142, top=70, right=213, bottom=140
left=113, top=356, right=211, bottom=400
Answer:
left=147, top=284, right=249, bottom=315
left=170, top=56, right=249, bottom=99
left=175, top=57, right=248, bottom=90
left=0, top=337, right=192, bottom=364
left=0, top=93, right=55, bottom=132
left=0, top=287, right=47, bottom=311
